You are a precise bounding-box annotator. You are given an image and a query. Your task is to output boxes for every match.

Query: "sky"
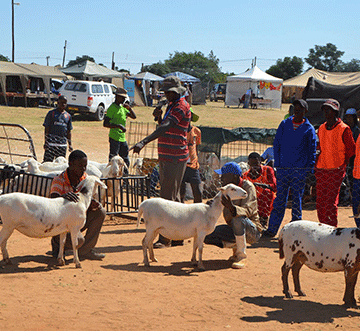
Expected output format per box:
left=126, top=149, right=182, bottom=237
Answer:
left=1, top=0, right=360, bottom=75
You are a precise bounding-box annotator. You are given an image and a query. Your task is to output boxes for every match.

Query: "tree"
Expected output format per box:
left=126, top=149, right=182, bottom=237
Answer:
left=338, top=59, right=360, bottom=72
left=0, top=54, right=10, bottom=62
left=66, top=55, right=95, bottom=67
left=305, top=43, right=344, bottom=72
left=266, top=56, right=303, bottom=80
left=143, top=50, right=228, bottom=86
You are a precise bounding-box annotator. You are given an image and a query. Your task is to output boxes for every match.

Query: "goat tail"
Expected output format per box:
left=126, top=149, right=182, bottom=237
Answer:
left=136, top=205, right=143, bottom=228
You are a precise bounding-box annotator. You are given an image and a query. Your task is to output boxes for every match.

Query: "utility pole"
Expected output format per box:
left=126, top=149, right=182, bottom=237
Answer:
left=11, top=0, right=20, bottom=62
left=62, top=40, right=67, bottom=67
left=111, top=52, right=115, bottom=70
left=46, top=56, right=50, bottom=66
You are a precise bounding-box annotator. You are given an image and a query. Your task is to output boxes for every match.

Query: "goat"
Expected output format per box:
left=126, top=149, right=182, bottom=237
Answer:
left=0, top=175, right=107, bottom=268
left=137, top=183, right=248, bottom=270
left=279, top=220, right=360, bottom=307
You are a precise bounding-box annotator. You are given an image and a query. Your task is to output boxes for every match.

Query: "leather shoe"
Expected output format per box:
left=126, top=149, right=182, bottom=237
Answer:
left=80, top=250, right=105, bottom=260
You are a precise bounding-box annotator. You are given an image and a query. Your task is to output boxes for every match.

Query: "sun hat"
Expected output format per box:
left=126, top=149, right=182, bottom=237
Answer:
left=214, top=162, right=242, bottom=176
left=114, top=87, right=128, bottom=97
left=345, top=108, right=357, bottom=115
left=292, top=99, right=308, bottom=111
left=159, top=76, right=186, bottom=94
left=190, top=108, right=199, bottom=122
left=321, top=99, right=340, bottom=112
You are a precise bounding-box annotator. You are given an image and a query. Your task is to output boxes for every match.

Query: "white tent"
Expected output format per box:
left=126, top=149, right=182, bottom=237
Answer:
left=225, top=66, right=283, bottom=109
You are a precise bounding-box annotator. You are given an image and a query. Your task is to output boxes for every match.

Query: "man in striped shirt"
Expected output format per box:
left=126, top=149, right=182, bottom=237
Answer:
left=130, top=76, right=191, bottom=248
left=50, top=150, right=106, bottom=260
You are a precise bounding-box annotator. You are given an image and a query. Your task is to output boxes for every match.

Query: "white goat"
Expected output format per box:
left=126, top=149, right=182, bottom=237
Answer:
left=279, top=220, right=360, bottom=307
left=0, top=175, right=107, bottom=268
left=137, top=183, right=248, bottom=270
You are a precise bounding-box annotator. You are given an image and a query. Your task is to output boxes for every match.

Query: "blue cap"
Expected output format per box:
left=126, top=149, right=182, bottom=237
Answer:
left=214, top=162, right=242, bottom=176
left=345, top=108, right=357, bottom=115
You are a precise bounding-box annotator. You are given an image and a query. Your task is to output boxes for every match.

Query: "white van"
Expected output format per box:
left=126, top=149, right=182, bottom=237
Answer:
left=58, top=80, right=117, bottom=121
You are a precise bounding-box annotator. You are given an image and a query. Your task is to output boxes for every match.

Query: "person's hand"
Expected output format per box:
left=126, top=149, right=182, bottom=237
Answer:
left=123, top=102, right=131, bottom=110
left=153, top=107, right=163, bottom=119
left=254, top=182, right=271, bottom=190
left=119, top=124, right=126, bottom=132
left=62, top=192, right=79, bottom=202
left=221, top=194, right=236, bottom=216
left=129, top=141, right=145, bottom=154
left=89, top=199, right=101, bottom=210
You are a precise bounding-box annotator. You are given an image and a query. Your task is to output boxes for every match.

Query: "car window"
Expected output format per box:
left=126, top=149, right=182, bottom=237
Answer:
left=74, top=83, right=87, bottom=92
left=91, top=84, right=103, bottom=93
left=64, top=82, right=76, bottom=91
left=110, top=85, right=117, bottom=94
left=104, top=85, right=109, bottom=93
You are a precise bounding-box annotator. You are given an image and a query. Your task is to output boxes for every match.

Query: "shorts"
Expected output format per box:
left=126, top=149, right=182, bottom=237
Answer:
left=182, top=167, right=201, bottom=185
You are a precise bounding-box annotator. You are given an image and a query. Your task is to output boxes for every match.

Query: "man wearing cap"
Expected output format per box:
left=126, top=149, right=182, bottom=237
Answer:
left=204, top=162, right=263, bottom=269
left=180, top=110, right=202, bottom=204
left=315, top=99, right=355, bottom=226
left=130, top=76, right=191, bottom=248
left=103, top=87, right=136, bottom=167
left=262, top=99, right=317, bottom=238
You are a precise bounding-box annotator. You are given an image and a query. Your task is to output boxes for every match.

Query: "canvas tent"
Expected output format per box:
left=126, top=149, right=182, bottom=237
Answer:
left=128, top=72, right=164, bottom=106
left=302, top=77, right=360, bottom=126
left=283, top=68, right=360, bottom=102
left=0, top=62, right=67, bottom=106
left=61, top=60, right=125, bottom=82
left=163, top=71, right=200, bottom=83
left=225, top=66, right=283, bottom=109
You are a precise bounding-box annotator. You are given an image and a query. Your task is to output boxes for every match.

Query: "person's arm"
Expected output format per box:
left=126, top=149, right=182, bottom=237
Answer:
left=103, top=116, right=126, bottom=132
left=124, top=103, right=136, bottom=119
left=129, top=117, right=176, bottom=154
left=342, top=127, right=356, bottom=165
left=67, top=130, right=73, bottom=152
left=44, top=126, right=50, bottom=149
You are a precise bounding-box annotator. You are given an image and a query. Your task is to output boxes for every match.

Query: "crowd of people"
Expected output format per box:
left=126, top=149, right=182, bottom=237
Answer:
left=41, top=77, right=360, bottom=269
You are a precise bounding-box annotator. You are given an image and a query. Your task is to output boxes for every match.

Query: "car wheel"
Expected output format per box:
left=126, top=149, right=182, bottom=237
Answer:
left=95, top=104, right=105, bottom=121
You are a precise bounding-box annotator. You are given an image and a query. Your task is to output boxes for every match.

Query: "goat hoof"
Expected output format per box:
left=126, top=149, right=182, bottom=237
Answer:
left=4, top=258, right=12, bottom=265
left=75, top=263, right=82, bottom=269
left=57, top=258, right=65, bottom=266
left=297, top=290, right=306, bottom=297
left=198, top=264, right=205, bottom=271
left=151, top=257, right=158, bottom=263
left=284, top=291, right=293, bottom=299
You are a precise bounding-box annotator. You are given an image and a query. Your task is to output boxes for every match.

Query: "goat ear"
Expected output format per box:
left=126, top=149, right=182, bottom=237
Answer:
left=96, top=177, right=107, bottom=189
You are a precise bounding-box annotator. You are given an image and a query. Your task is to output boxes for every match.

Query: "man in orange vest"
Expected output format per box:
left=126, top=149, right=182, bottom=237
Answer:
left=243, top=152, right=276, bottom=229
left=315, top=99, right=355, bottom=226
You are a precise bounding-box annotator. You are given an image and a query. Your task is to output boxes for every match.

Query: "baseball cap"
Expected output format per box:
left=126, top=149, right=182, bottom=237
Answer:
left=345, top=108, right=357, bottom=115
left=214, top=162, right=242, bottom=176
left=293, top=99, right=308, bottom=111
left=321, top=99, right=340, bottom=112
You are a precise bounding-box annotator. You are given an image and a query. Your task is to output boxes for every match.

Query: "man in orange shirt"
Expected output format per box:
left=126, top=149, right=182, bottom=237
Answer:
left=180, top=111, right=202, bottom=204
left=315, top=99, right=355, bottom=226
left=243, top=152, right=276, bottom=228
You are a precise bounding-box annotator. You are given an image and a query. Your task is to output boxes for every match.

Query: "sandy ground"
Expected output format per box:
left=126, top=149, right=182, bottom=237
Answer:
left=1, top=204, right=360, bottom=331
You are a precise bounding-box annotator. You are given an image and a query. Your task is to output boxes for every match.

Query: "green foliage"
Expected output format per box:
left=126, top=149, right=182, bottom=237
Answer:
left=305, top=43, right=344, bottom=72
left=266, top=56, right=303, bottom=80
left=338, top=59, right=360, bottom=72
left=142, top=50, right=228, bottom=86
left=0, top=54, right=10, bottom=62
left=66, top=55, right=96, bottom=67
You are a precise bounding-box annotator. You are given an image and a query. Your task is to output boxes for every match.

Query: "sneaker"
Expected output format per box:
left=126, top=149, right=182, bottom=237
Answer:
left=231, top=259, right=247, bottom=269
left=261, top=230, right=276, bottom=238
left=80, top=250, right=105, bottom=261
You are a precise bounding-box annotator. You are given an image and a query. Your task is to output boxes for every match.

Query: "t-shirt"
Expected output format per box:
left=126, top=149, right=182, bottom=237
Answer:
left=43, top=109, right=72, bottom=144
left=158, top=97, right=191, bottom=162
left=50, top=170, right=87, bottom=196
left=106, top=103, right=129, bottom=142
left=187, top=126, right=201, bottom=170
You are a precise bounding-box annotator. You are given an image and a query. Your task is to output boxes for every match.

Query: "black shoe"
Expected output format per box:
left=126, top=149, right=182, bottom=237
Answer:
left=80, top=250, right=105, bottom=261
left=261, top=230, right=276, bottom=238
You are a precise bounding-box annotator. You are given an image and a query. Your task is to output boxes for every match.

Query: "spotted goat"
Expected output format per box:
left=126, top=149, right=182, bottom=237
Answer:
left=279, top=220, right=360, bottom=307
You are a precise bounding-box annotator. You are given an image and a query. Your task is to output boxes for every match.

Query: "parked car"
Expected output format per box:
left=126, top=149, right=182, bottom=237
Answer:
left=209, top=83, right=226, bottom=102
left=58, top=80, right=117, bottom=121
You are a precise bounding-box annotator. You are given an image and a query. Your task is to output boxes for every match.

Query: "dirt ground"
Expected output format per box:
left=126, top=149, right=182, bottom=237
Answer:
left=1, top=205, right=360, bottom=330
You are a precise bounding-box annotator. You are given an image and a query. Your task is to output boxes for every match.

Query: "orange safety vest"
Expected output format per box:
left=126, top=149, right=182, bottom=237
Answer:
left=353, top=136, right=360, bottom=179
left=316, top=121, right=347, bottom=169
